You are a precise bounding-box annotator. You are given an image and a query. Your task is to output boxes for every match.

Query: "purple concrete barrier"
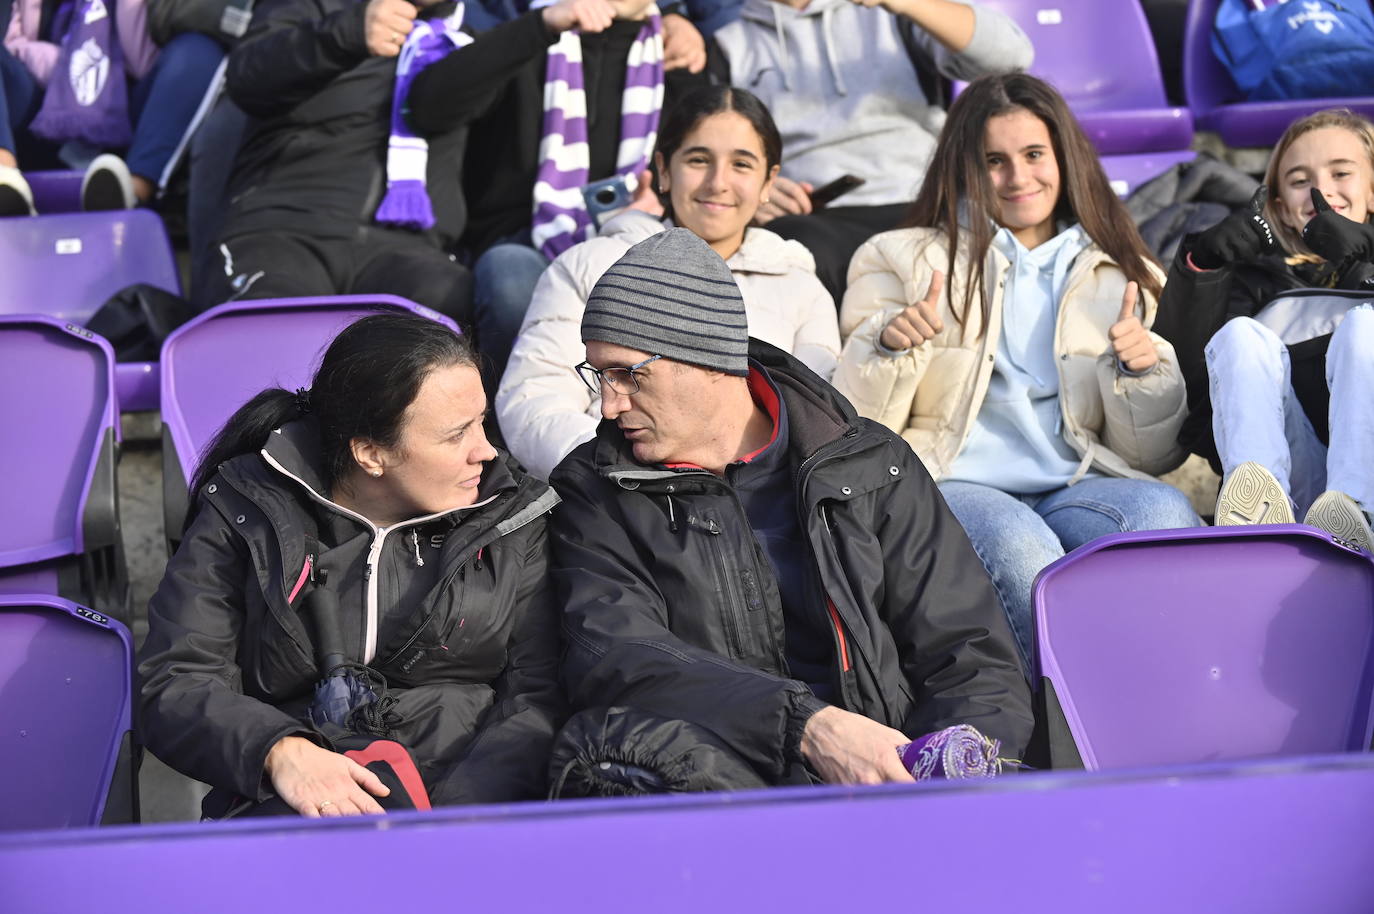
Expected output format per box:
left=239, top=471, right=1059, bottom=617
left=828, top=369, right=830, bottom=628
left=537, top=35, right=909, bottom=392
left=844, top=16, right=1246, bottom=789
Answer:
left=2, top=754, right=1373, bottom=911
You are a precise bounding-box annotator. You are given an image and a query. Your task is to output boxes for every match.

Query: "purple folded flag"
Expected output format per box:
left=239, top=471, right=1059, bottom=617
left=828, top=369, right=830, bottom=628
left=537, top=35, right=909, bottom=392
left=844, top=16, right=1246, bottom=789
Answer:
left=899, top=725, right=1003, bottom=781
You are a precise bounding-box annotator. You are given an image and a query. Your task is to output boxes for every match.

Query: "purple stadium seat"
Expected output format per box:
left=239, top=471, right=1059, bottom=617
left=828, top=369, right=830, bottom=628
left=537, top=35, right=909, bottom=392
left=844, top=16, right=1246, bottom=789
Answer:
left=1183, top=0, right=1374, bottom=148
left=159, top=295, right=459, bottom=547
left=0, top=317, right=126, bottom=618
left=0, top=593, right=137, bottom=830
left=958, top=0, right=1196, bottom=195
left=23, top=170, right=84, bottom=215
left=1034, top=525, right=1374, bottom=770
left=0, top=210, right=181, bottom=412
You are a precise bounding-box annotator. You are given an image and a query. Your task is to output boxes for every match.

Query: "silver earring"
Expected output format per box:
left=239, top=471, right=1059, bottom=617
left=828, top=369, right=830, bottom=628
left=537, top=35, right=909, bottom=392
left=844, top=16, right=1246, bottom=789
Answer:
left=371, top=470, right=382, bottom=478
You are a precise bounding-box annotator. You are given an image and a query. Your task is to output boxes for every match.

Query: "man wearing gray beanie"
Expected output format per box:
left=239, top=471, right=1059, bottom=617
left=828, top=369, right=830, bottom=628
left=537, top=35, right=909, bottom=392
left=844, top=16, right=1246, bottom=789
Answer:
left=547, top=228, right=1030, bottom=793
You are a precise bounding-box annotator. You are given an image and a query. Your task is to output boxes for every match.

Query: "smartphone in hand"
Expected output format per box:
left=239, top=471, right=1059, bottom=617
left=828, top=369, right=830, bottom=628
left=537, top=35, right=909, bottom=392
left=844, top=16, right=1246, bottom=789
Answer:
left=809, top=174, right=866, bottom=210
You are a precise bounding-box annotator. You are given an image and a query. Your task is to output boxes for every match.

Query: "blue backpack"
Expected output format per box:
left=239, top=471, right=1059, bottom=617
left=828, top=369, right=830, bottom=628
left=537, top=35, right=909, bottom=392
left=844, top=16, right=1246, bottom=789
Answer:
left=1212, top=0, right=1374, bottom=102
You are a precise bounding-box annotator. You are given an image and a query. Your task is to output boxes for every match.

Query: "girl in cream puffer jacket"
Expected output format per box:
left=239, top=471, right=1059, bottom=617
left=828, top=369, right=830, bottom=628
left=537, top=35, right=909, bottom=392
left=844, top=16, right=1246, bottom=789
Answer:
left=833, top=74, right=1198, bottom=668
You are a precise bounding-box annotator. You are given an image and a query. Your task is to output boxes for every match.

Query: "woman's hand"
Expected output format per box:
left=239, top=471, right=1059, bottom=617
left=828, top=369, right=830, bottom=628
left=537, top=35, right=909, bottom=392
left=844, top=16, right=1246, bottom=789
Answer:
left=662, top=13, right=707, bottom=73
left=1189, top=185, right=1276, bottom=270
left=626, top=168, right=664, bottom=217
left=264, top=735, right=391, bottom=817
left=753, top=174, right=813, bottom=225
left=364, top=0, right=417, bottom=58
left=1302, top=187, right=1374, bottom=266
left=879, top=270, right=944, bottom=351
left=1109, top=281, right=1158, bottom=373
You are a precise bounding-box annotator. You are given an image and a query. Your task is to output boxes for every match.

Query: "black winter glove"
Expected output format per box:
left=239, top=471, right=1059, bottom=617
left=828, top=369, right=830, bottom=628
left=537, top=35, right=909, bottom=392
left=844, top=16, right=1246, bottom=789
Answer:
left=1189, top=185, right=1277, bottom=270
left=1302, top=187, right=1374, bottom=267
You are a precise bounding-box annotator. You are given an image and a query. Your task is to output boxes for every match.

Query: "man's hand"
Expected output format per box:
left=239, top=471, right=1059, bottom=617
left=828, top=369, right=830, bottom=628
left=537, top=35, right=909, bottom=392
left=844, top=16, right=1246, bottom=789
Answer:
left=542, top=0, right=617, bottom=34
left=364, top=0, right=417, bottom=57
left=1109, top=280, right=1158, bottom=373
left=1302, top=187, right=1374, bottom=267
left=753, top=174, right=813, bottom=225
left=800, top=706, right=915, bottom=785
left=264, top=735, right=391, bottom=817
left=879, top=270, right=944, bottom=351
left=662, top=13, right=706, bottom=73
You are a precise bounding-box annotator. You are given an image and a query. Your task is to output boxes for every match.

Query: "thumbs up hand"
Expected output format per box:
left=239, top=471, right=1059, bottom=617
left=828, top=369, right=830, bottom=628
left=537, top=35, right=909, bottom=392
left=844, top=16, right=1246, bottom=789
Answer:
left=1189, top=185, right=1277, bottom=271
left=879, top=270, right=945, bottom=352
left=1109, top=280, right=1158, bottom=374
left=1301, top=187, right=1374, bottom=267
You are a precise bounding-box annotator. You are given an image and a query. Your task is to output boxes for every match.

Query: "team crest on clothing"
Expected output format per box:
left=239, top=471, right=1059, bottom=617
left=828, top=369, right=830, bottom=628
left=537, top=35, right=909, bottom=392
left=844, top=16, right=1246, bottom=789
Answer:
left=69, top=37, right=110, bottom=107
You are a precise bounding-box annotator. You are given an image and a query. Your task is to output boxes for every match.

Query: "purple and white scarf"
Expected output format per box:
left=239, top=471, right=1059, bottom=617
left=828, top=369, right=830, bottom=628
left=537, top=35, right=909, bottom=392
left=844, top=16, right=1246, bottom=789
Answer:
left=375, top=5, right=473, bottom=231
left=899, top=725, right=1004, bottom=780
left=531, top=10, right=664, bottom=259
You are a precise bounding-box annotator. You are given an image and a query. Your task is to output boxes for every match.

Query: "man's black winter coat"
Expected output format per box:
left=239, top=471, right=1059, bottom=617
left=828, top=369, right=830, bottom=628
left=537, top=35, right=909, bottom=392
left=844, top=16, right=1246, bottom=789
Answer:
left=549, top=341, right=1033, bottom=782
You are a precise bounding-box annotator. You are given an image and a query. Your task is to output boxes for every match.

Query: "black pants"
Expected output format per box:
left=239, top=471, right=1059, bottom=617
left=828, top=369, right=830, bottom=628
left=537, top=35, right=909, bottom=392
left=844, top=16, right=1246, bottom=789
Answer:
left=766, top=203, right=909, bottom=307
left=198, top=227, right=475, bottom=327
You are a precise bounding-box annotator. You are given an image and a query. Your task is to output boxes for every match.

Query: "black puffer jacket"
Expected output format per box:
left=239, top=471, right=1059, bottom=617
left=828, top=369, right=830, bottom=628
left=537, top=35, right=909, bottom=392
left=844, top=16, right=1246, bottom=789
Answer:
left=222, top=0, right=472, bottom=247
left=138, top=419, right=564, bottom=806
left=549, top=341, right=1033, bottom=782
left=1153, top=243, right=1374, bottom=470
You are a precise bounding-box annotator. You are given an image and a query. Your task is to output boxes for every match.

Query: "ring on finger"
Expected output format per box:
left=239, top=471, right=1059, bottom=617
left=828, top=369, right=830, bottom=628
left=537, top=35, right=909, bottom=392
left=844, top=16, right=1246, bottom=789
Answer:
left=318, top=799, right=336, bottom=813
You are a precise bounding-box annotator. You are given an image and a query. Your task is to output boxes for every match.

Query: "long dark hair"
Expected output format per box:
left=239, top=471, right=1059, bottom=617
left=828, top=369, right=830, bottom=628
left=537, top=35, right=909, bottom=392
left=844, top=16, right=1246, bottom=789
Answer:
left=653, top=85, right=783, bottom=222
left=189, top=313, right=477, bottom=514
left=904, top=73, right=1162, bottom=332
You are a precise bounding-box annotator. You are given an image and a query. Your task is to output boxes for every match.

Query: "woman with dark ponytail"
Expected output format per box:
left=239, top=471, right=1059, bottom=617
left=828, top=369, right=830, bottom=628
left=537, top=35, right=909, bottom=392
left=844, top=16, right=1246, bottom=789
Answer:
left=139, top=312, right=565, bottom=817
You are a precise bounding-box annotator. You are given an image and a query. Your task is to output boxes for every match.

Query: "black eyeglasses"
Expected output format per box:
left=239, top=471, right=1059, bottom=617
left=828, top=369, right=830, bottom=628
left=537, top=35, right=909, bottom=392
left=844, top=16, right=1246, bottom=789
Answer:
left=574, top=354, right=663, bottom=395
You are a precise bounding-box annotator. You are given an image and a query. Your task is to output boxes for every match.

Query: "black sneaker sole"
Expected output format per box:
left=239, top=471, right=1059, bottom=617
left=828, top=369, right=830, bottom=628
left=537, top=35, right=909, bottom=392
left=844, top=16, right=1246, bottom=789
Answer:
left=82, top=169, right=128, bottom=211
left=0, top=185, right=32, bottom=217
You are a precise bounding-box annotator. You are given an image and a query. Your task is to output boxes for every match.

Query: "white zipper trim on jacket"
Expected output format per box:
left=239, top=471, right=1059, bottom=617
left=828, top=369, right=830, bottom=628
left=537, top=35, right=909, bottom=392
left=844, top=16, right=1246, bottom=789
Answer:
left=259, top=447, right=498, bottom=662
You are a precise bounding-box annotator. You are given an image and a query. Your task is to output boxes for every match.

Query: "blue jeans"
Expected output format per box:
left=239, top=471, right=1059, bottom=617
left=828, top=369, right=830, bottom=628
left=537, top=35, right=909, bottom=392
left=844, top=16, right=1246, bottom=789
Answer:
left=472, top=241, right=550, bottom=390
left=938, top=477, right=1201, bottom=670
left=127, top=33, right=224, bottom=183
left=0, top=42, right=42, bottom=156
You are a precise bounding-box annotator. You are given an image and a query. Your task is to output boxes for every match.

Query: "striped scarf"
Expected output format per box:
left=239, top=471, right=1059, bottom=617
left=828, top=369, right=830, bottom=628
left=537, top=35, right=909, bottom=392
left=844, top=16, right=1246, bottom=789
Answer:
left=531, top=12, right=664, bottom=260
left=375, top=5, right=473, bottom=232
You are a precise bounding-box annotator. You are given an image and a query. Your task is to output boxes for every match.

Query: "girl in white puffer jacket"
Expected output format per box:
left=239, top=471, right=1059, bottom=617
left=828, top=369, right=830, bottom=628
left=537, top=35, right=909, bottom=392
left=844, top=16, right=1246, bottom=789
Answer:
left=496, top=85, right=839, bottom=480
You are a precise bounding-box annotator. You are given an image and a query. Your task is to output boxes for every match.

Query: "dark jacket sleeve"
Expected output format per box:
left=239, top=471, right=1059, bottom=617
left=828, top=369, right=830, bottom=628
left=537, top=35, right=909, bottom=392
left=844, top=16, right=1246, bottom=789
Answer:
left=137, top=503, right=309, bottom=800
left=1152, top=240, right=1237, bottom=419
left=550, top=459, right=820, bottom=781
left=406, top=10, right=554, bottom=136
left=869, top=436, right=1033, bottom=757
left=428, top=520, right=566, bottom=805
left=226, top=0, right=370, bottom=118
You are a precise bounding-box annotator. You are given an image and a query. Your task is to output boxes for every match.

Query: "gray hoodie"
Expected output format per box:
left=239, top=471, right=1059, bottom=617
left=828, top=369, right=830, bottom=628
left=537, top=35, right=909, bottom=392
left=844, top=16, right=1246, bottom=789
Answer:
left=713, top=0, right=1033, bottom=207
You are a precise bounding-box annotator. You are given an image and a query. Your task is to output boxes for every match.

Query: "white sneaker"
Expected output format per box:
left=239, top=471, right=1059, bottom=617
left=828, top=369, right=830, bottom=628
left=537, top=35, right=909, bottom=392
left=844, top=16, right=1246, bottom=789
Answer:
left=81, top=153, right=136, bottom=211
left=0, top=165, right=36, bottom=216
left=1303, top=490, right=1373, bottom=552
left=1214, top=461, right=1295, bottom=526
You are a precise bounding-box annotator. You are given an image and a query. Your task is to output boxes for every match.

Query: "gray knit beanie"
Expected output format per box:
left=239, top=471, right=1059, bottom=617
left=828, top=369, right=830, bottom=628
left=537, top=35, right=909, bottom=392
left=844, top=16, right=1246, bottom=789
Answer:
left=582, top=228, right=749, bottom=376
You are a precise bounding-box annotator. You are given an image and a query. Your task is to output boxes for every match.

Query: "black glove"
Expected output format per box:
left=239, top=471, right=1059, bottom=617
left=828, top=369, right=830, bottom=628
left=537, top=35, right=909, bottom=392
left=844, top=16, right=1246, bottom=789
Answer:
left=1302, top=187, right=1374, bottom=266
left=1189, top=185, right=1277, bottom=270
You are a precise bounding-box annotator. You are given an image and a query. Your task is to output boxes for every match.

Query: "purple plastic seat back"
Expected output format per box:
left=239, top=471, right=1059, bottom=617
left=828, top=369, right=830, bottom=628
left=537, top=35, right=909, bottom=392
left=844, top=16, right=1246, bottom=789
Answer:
left=0, top=317, right=117, bottom=572
left=161, top=295, right=459, bottom=490
left=966, top=0, right=1193, bottom=155
left=0, top=210, right=181, bottom=325
left=1182, top=0, right=1374, bottom=147
left=0, top=593, right=133, bottom=830
left=23, top=170, right=84, bottom=214
left=1035, top=526, right=1374, bottom=770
